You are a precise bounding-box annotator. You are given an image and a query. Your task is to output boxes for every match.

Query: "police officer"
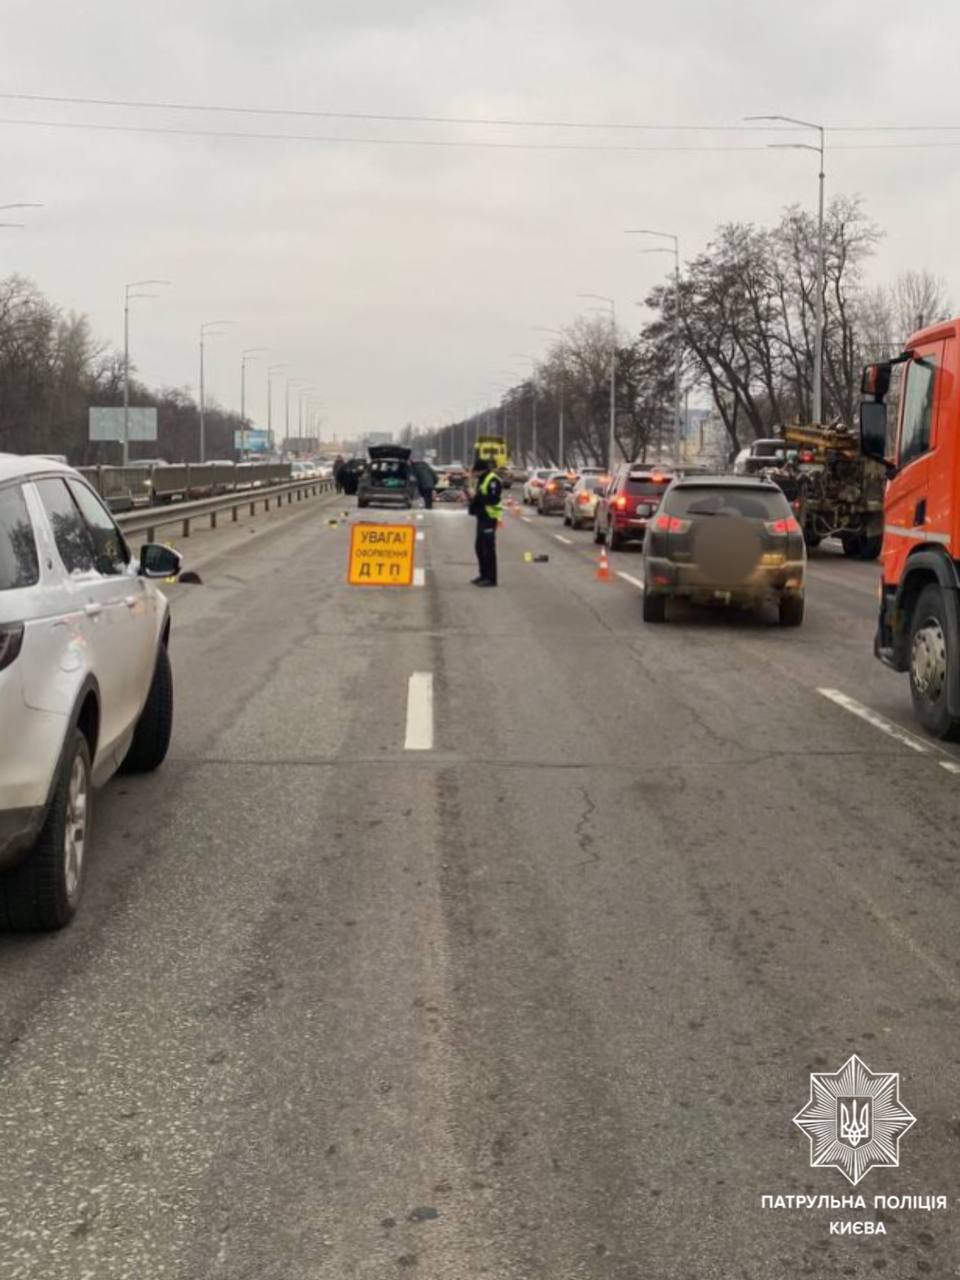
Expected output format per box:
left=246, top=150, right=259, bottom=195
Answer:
left=468, top=454, right=502, bottom=586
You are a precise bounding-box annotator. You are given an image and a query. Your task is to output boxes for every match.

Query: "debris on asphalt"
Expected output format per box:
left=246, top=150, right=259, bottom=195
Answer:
left=407, top=1206, right=439, bottom=1222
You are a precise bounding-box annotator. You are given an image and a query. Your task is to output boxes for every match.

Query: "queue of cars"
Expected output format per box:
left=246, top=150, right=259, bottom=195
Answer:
left=521, top=461, right=807, bottom=629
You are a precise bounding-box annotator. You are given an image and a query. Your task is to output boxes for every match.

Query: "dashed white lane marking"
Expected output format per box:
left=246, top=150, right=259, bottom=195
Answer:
left=413, top=567, right=425, bottom=587
left=616, top=571, right=645, bottom=591
left=817, top=688, right=930, bottom=753
left=404, top=672, right=434, bottom=750
left=940, top=760, right=960, bottom=775
left=554, top=534, right=573, bottom=545
left=416, top=531, right=425, bottom=541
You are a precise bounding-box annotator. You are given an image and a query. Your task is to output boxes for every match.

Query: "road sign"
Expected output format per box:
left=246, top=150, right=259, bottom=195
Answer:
left=89, top=407, right=157, bottom=442
left=348, top=522, right=416, bottom=587
left=234, top=429, right=270, bottom=453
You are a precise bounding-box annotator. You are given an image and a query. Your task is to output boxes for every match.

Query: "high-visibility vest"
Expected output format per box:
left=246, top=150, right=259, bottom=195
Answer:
left=479, top=470, right=503, bottom=520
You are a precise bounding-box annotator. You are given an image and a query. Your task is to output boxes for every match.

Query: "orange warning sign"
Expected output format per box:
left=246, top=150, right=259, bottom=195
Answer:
left=347, top=522, right=416, bottom=587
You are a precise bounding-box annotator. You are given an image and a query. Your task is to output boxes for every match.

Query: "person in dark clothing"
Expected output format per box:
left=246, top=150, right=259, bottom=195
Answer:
left=333, top=454, right=346, bottom=493
left=413, top=459, right=439, bottom=509
left=468, top=455, right=503, bottom=586
left=341, top=459, right=363, bottom=496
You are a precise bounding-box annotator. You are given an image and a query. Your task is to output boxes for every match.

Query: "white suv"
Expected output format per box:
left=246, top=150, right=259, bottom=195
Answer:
left=0, top=455, right=182, bottom=931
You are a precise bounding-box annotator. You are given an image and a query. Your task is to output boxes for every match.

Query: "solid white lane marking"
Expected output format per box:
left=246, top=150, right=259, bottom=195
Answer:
left=413, top=567, right=425, bottom=587
left=554, top=534, right=573, bottom=545
left=616, top=571, right=645, bottom=591
left=817, top=688, right=930, bottom=753
left=404, top=672, right=434, bottom=750
left=940, top=760, right=960, bottom=775
left=416, top=531, right=425, bottom=541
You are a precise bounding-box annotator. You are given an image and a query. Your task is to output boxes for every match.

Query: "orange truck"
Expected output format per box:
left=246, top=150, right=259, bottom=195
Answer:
left=861, top=318, right=960, bottom=738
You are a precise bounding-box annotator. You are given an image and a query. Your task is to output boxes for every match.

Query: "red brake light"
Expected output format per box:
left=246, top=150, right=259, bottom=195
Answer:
left=766, top=517, right=802, bottom=535
left=614, top=495, right=628, bottom=510
left=655, top=514, right=690, bottom=533
left=578, top=492, right=591, bottom=504
left=546, top=483, right=557, bottom=493
left=798, top=450, right=815, bottom=464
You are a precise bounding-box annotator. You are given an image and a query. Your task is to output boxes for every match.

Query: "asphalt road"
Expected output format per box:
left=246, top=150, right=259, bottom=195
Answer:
left=2, top=489, right=959, bottom=1279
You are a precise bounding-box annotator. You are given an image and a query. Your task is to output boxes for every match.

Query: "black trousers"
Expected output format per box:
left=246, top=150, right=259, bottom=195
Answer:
left=420, top=487, right=434, bottom=509
left=474, top=514, right=498, bottom=584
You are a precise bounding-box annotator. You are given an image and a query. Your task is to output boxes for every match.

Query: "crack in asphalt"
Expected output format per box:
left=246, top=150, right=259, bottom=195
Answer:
left=574, top=786, right=599, bottom=868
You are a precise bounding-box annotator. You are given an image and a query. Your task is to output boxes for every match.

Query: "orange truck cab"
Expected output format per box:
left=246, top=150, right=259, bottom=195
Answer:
left=861, top=318, right=960, bottom=738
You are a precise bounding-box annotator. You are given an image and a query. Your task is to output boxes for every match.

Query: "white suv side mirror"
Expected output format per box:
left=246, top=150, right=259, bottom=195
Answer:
left=139, top=543, right=183, bottom=579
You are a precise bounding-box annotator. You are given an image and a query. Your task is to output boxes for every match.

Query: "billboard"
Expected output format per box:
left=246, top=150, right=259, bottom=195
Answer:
left=89, top=407, right=158, bottom=442
left=234, top=429, right=271, bottom=454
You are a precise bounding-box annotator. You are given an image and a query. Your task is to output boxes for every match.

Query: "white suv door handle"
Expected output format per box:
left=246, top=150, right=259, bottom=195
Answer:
left=84, top=602, right=103, bottom=618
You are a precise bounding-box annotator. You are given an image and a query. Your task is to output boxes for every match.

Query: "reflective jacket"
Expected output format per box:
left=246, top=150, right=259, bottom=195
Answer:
left=469, top=469, right=503, bottom=520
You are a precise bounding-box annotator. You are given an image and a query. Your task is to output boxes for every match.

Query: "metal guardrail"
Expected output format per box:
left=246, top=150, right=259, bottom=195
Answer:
left=115, top=476, right=334, bottom=542
left=78, top=460, right=297, bottom=512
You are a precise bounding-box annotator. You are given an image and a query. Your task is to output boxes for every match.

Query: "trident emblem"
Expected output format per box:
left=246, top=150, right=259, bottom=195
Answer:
left=839, top=1098, right=871, bottom=1147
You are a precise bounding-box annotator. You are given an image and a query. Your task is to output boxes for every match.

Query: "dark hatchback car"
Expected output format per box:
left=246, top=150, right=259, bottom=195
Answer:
left=537, top=471, right=574, bottom=516
left=642, top=476, right=806, bottom=626
left=594, top=467, right=674, bottom=549
left=357, top=445, right=418, bottom=508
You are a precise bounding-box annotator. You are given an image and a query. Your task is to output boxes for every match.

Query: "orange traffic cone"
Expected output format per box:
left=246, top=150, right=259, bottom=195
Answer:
left=596, top=543, right=611, bottom=582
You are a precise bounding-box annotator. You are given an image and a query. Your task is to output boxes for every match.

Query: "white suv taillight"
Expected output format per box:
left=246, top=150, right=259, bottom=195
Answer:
left=0, top=624, right=24, bottom=671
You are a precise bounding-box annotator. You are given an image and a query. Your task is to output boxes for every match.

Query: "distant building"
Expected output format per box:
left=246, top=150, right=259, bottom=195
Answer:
left=282, top=436, right=320, bottom=456
left=680, top=411, right=729, bottom=467
left=363, top=431, right=393, bottom=448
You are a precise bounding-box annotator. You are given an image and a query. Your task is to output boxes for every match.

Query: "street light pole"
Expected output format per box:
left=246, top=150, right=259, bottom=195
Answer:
left=625, top=231, right=682, bottom=464
left=532, top=326, right=567, bottom=465
left=266, top=364, right=286, bottom=450
left=239, top=348, right=268, bottom=459
left=285, top=378, right=306, bottom=454
left=511, top=355, right=542, bottom=464
left=577, top=295, right=617, bottom=471
left=199, top=320, right=234, bottom=463
left=746, top=114, right=826, bottom=424
left=122, top=279, right=170, bottom=466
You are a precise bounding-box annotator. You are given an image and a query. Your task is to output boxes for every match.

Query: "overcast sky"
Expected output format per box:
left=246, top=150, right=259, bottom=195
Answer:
left=5, top=0, right=960, bottom=439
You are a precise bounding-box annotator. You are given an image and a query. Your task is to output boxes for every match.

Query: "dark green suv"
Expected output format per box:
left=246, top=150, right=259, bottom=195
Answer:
left=642, top=476, right=806, bottom=626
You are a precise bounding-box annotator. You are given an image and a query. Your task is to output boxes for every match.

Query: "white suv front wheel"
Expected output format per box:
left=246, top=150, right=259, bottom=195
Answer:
left=0, top=730, right=91, bottom=931
left=121, top=646, right=174, bottom=774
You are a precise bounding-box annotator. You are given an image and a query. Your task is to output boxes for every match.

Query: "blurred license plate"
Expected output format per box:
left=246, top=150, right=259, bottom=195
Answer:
left=636, top=503, right=653, bottom=516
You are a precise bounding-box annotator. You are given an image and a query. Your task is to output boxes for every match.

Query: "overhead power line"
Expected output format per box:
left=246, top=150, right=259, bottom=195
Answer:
left=0, top=117, right=783, bottom=151
left=0, top=91, right=802, bottom=131
left=5, top=90, right=960, bottom=134
left=2, top=115, right=960, bottom=153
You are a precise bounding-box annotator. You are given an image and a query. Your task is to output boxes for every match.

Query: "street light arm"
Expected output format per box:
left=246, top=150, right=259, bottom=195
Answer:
left=624, top=229, right=678, bottom=246
left=127, top=278, right=171, bottom=293
left=768, top=142, right=820, bottom=155
left=744, top=113, right=823, bottom=134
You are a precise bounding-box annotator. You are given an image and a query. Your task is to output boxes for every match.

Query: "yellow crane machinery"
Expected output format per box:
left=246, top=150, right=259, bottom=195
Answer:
left=758, top=422, right=886, bottom=559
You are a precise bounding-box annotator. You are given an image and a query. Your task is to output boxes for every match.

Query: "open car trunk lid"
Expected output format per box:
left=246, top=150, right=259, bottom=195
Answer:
left=367, top=445, right=412, bottom=462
